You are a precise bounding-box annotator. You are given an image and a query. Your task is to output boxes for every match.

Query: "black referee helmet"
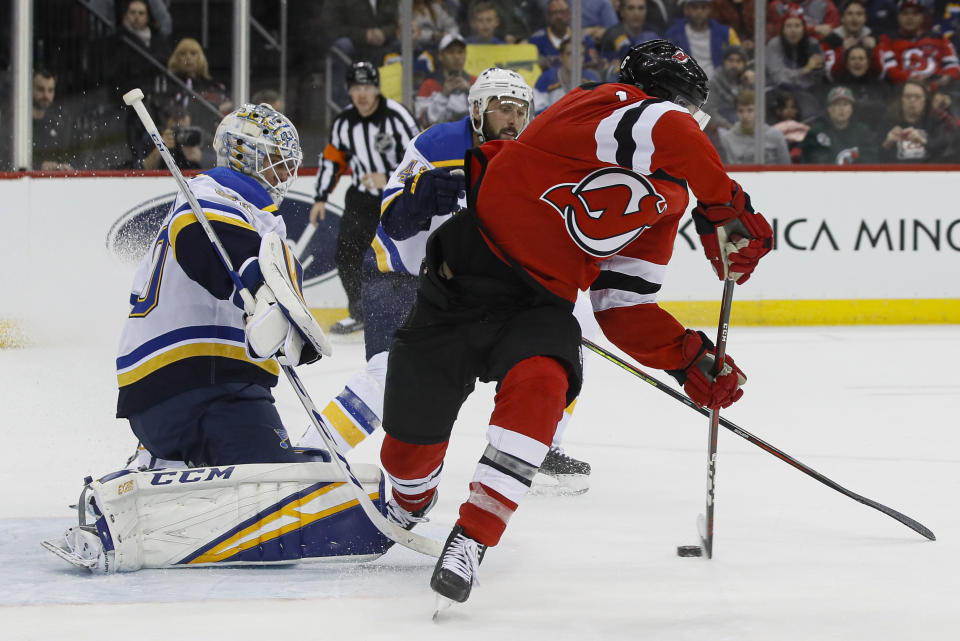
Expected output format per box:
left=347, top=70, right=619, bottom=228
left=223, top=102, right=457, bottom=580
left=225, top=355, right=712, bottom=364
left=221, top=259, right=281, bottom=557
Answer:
left=346, top=61, right=380, bottom=89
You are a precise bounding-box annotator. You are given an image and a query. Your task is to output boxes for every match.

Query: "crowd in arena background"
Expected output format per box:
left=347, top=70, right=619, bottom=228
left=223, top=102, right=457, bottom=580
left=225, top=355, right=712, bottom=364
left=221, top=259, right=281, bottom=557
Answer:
left=8, top=0, right=960, bottom=171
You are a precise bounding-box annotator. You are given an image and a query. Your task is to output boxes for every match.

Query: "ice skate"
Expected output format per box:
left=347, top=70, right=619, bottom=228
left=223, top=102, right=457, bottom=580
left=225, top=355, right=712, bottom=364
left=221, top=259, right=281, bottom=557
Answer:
left=42, top=526, right=106, bottom=572
left=430, top=525, right=486, bottom=615
left=329, top=316, right=364, bottom=335
left=532, top=446, right=591, bottom=495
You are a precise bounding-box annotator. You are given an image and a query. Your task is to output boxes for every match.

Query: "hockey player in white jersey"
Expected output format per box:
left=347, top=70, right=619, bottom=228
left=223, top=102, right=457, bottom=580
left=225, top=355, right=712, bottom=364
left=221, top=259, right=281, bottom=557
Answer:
left=43, top=103, right=396, bottom=573
left=298, top=68, right=597, bottom=508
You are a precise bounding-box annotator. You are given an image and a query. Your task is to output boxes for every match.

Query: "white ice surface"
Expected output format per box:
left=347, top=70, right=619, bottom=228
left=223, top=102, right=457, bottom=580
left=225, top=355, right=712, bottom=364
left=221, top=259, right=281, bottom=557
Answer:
left=1, top=322, right=958, bottom=640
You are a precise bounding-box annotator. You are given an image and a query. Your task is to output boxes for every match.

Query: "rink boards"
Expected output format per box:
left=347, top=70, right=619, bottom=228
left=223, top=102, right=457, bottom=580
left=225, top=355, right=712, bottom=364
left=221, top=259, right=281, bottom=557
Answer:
left=0, top=168, right=957, bottom=346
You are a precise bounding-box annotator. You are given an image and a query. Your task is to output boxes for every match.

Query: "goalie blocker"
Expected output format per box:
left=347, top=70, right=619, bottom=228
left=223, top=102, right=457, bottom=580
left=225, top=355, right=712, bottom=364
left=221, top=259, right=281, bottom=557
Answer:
left=42, top=461, right=390, bottom=572
left=244, top=231, right=333, bottom=364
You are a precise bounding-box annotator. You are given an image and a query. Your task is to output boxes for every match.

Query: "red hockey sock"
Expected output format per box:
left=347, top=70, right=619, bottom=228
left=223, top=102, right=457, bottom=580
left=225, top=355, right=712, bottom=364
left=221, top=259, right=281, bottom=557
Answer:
left=380, top=434, right=448, bottom=513
left=458, top=356, right=569, bottom=546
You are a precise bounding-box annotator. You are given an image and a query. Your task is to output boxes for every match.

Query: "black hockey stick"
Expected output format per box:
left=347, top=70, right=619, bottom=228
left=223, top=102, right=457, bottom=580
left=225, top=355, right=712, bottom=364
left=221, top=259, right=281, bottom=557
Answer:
left=699, top=278, right=736, bottom=558
left=581, top=337, right=936, bottom=541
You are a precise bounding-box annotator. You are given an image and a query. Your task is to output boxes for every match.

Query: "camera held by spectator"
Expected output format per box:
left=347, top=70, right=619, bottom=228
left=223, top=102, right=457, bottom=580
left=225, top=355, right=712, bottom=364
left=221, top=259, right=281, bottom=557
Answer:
left=141, top=106, right=206, bottom=170
left=174, top=126, right=203, bottom=148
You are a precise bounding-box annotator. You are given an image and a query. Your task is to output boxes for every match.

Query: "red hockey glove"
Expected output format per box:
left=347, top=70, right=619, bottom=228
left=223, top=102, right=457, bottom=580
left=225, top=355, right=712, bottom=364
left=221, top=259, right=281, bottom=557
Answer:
left=666, top=330, right=746, bottom=410
left=691, top=186, right=773, bottom=284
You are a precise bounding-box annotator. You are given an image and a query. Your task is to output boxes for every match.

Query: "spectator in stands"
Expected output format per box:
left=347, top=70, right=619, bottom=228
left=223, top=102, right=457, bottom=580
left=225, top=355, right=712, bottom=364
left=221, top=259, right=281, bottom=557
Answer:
left=534, top=0, right=621, bottom=39
left=801, top=85, right=880, bottom=162
left=533, top=36, right=603, bottom=113
left=828, top=43, right=889, bottom=123
left=703, top=44, right=755, bottom=128
left=666, top=0, right=741, bottom=78
left=710, top=0, right=756, bottom=52
left=767, top=0, right=841, bottom=40
left=139, top=105, right=206, bottom=171
left=598, top=0, right=660, bottom=77
left=876, top=0, right=960, bottom=91
left=415, top=33, right=476, bottom=126
left=326, top=0, right=398, bottom=106
left=88, top=0, right=172, bottom=37
left=466, top=1, right=506, bottom=43
left=460, top=0, right=535, bottom=43
left=163, top=38, right=231, bottom=136
left=879, top=78, right=958, bottom=161
left=718, top=89, right=793, bottom=163
left=412, top=0, right=461, bottom=49
left=107, top=0, right=172, bottom=159
left=251, top=89, right=285, bottom=113
left=767, top=88, right=811, bottom=161
left=821, top=1, right=877, bottom=81
left=638, top=0, right=674, bottom=34
left=766, top=7, right=826, bottom=119
left=327, top=0, right=398, bottom=64
left=531, top=0, right=602, bottom=70
left=32, top=69, right=75, bottom=171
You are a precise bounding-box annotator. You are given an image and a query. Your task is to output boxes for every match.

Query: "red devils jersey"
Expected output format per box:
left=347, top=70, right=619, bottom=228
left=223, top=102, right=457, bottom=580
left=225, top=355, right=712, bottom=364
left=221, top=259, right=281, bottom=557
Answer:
left=473, top=82, right=739, bottom=371
left=876, top=31, right=960, bottom=83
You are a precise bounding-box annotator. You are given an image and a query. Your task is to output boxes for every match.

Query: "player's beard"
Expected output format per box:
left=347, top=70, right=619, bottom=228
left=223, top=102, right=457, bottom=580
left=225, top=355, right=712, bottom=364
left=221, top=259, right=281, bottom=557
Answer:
left=485, top=123, right=519, bottom=141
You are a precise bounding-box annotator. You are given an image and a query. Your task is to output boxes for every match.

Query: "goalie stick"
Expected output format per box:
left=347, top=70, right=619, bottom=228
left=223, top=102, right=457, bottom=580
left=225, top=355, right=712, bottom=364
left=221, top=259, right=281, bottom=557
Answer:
left=123, top=88, right=442, bottom=558
left=700, top=277, right=735, bottom=559
left=580, top=337, right=936, bottom=542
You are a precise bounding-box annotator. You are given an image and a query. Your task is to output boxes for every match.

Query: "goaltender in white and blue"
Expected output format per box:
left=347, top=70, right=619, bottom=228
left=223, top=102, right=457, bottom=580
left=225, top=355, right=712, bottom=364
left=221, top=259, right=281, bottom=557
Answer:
left=43, top=103, right=392, bottom=572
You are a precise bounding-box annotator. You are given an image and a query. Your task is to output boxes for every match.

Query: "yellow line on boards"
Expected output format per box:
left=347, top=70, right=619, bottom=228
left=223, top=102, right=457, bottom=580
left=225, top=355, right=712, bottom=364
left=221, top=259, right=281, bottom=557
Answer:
left=659, top=299, right=960, bottom=326
left=308, top=301, right=960, bottom=329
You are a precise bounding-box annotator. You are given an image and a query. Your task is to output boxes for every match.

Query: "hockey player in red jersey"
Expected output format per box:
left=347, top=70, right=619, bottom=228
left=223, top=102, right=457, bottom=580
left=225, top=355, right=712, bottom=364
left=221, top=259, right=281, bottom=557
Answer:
left=378, top=39, right=774, bottom=608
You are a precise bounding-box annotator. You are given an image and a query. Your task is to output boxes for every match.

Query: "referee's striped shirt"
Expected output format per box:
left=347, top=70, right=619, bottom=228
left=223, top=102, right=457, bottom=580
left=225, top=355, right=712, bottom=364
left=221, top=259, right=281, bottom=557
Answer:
left=314, top=97, right=419, bottom=202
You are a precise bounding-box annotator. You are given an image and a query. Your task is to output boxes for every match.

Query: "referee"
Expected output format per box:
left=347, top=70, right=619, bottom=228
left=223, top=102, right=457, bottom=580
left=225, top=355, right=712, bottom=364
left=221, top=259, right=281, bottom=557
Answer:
left=311, top=61, right=419, bottom=335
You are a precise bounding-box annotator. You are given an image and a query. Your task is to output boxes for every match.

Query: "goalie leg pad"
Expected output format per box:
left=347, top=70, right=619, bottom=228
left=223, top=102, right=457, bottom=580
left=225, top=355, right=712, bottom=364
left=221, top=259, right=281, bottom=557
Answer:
left=43, top=463, right=391, bottom=572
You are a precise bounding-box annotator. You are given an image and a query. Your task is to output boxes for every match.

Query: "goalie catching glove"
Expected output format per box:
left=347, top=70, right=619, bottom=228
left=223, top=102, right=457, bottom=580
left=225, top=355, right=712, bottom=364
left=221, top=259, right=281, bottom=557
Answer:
left=692, top=185, right=773, bottom=284
left=666, top=330, right=746, bottom=410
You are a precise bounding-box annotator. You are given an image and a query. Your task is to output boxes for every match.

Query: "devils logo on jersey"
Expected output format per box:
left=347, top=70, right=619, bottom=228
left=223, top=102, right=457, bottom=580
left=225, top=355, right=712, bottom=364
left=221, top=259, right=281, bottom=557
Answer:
left=540, top=167, right=666, bottom=257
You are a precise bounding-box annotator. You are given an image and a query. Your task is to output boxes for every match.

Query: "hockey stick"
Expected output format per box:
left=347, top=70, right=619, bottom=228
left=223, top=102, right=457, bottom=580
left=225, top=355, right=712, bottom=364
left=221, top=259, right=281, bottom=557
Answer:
left=699, top=278, right=736, bottom=559
left=123, top=89, right=442, bottom=557
left=580, top=337, right=936, bottom=542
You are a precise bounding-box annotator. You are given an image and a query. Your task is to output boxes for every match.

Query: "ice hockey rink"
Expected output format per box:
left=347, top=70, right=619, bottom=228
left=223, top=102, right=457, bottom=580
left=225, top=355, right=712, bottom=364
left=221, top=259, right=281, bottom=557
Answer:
left=1, top=291, right=957, bottom=641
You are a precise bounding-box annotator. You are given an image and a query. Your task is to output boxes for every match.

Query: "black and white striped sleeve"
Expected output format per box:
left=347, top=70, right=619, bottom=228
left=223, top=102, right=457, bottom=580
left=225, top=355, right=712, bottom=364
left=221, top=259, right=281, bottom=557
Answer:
left=314, top=113, right=349, bottom=202
left=589, top=255, right=665, bottom=313
left=388, top=98, right=418, bottom=151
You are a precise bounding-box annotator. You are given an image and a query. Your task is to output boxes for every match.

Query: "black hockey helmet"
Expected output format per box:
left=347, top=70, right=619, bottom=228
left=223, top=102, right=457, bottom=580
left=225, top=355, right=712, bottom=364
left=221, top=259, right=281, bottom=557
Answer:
left=346, top=61, right=380, bottom=89
left=619, top=39, right=709, bottom=110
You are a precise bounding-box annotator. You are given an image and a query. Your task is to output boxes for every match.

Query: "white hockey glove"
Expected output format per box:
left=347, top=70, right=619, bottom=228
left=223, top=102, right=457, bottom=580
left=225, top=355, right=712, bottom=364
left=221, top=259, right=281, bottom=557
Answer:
left=244, top=285, right=320, bottom=366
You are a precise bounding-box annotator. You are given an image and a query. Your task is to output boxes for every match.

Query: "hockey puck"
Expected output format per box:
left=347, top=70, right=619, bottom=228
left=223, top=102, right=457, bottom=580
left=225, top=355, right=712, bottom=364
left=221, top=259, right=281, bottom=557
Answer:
left=676, top=545, right=703, bottom=557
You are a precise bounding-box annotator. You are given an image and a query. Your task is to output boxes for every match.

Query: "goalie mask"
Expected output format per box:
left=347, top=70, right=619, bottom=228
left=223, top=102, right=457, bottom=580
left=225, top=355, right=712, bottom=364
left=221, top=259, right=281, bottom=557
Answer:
left=214, top=103, right=303, bottom=206
left=468, top=68, right=534, bottom=143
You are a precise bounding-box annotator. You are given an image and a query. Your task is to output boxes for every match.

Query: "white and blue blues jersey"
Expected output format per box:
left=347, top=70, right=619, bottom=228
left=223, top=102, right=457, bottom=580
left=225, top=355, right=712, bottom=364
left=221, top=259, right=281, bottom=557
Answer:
left=116, top=168, right=293, bottom=417
left=366, top=116, right=472, bottom=276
